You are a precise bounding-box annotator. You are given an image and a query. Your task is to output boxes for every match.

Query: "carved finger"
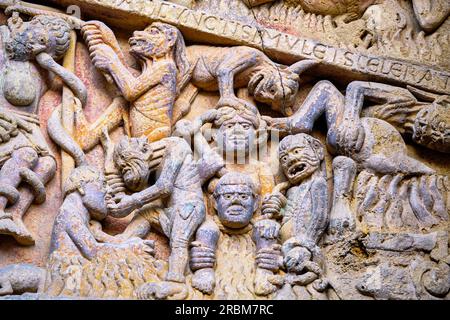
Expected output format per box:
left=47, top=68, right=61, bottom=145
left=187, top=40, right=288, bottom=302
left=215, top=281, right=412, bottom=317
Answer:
left=190, top=263, right=214, bottom=270
left=409, top=178, right=438, bottom=228
left=0, top=127, right=10, bottom=143
left=419, top=175, right=433, bottom=212
left=0, top=119, right=15, bottom=133
left=428, top=175, right=447, bottom=221
left=258, top=262, right=279, bottom=271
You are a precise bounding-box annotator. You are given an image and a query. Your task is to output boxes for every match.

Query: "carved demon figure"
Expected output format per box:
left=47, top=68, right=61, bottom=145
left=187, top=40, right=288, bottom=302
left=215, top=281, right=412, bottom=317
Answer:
left=101, top=135, right=206, bottom=296
left=80, top=20, right=191, bottom=143
left=185, top=45, right=317, bottom=116
left=0, top=12, right=86, bottom=245
left=262, top=133, right=330, bottom=299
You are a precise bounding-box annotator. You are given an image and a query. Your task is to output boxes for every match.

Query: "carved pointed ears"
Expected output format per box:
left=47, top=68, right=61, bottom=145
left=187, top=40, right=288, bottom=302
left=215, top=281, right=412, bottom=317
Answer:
left=288, top=59, right=319, bottom=75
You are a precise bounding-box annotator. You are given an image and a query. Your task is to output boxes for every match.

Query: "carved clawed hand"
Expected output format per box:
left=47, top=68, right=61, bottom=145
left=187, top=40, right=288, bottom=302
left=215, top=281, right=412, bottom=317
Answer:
left=262, top=115, right=291, bottom=133
left=261, top=191, right=287, bottom=219
left=120, top=237, right=155, bottom=257
left=335, top=118, right=365, bottom=156
left=0, top=108, right=33, bottom=143
left=87, top=44, right=117, bottom=72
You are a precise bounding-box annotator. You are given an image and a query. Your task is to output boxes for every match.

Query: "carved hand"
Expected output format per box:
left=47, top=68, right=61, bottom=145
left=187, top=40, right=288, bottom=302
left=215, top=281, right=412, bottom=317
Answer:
left=121, top=237, right=155, bottom=256
left=89, top=44, right=117, bottom=72
left=0, top=108, right=33, bottom=143
left=261, top=191, right=287, bottom=219
left=284, top=246, right=312, bottom=274
left=261, top=115, right=291, bottom=133
left=256, top=244, right=283, bottom=272
left=106, top=193, right=140, bottom=217
left=335, top=118, right=365, bottom=156
left=190, top=241, right=216, bottom=270
left=81, top=21, right=123, bottom=59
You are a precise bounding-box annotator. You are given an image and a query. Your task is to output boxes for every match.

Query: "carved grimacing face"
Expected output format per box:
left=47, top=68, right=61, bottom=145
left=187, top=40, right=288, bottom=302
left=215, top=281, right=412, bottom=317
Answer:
left=279, top=135, right=323, bottom=185
left=129, top=25, right=170, bottom=59
left=413, top=103, right=450, bottom=153
left=217, top=115, right=257, bottom=155
left=248, top=68, right=299, bottom=114
left=214, top=183, right=257, bottom=229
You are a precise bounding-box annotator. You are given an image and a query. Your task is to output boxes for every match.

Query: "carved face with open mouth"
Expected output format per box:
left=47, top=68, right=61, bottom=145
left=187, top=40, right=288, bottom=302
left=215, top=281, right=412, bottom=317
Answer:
left=278, top=133, right=324, bottom=184
left=129, top=24, right=172, bottom=59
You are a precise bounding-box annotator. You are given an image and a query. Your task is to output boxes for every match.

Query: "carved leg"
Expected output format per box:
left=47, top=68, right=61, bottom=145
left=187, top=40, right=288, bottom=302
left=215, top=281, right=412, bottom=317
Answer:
left=253, top=219, right=282, bottom=296
left=328, top=156, right=357, bottom=237
left=191, top=218, right=219, bottom=295
left=0, top=147, right=38, bottom=222
left=74, top=97, right=127, bottom=152
left=166, top=203, right=205, bottom=283
left=7, top=155, right=56, bottom=245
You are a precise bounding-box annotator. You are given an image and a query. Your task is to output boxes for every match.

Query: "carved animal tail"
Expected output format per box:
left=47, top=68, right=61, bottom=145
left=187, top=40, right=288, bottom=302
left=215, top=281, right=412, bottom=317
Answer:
left=47, top=104, right=87, bottom=167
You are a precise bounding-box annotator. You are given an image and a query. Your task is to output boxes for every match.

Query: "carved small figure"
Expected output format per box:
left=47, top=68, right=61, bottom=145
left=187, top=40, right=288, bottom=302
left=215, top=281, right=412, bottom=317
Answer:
left=106, top=136, right=206, bottom=295
left=263, top=134, right=330, bottom=299
left=0, top=12, right=86, bottom=245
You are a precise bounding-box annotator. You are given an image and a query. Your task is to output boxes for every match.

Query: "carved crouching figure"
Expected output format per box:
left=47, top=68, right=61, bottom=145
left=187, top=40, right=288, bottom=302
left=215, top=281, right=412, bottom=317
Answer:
left=188, top=172, right=283, bottom=299
left=265, top=81, right=447, bottom=232
left=185, top=45, right=317, bottom=116
left=0, top=12, right=87, bottom=245
left=0, top=264, right=45, bottom=296
left=104, top=136, right=205, bottom=298
left=263, top=134, right=330, bottom=300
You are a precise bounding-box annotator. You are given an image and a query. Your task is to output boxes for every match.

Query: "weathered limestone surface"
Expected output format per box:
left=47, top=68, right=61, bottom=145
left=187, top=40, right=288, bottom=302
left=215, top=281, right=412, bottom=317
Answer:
left=0, top=0, right=448, bottom=300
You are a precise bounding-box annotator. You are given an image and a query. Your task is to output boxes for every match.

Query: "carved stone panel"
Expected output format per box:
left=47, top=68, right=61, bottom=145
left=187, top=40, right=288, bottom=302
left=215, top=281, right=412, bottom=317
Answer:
left=0, top=0, right=448, bottom=300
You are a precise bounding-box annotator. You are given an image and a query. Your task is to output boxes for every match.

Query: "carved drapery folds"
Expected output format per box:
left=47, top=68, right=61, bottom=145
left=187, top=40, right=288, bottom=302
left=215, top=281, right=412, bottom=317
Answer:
left=0, top=0, right=448, bottom=300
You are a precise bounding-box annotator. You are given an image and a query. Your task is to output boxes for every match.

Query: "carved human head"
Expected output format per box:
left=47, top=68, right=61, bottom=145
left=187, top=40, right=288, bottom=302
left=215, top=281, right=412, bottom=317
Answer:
left=63, top=166, right=108, bottom=220
left=214, top=103, right=261, bottom=155
left=248, top=60, right=317, bottom=115
left=278, top=133, right=324, bottom=184
left=6, top=15, right=71, bottom=61
left=113, top=136, right=153, bottom=192
left=413, top=96, right=450, bottom=154
left=213, top=172, right=259, bottom=229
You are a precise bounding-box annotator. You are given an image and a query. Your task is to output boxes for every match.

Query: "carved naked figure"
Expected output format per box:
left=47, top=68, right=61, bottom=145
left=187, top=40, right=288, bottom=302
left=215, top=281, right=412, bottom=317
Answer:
left=81, top=21, right=191, bottom=142
left=263, top=134, right=330, bottom=299
left=185, top=45, right=317, bottom=116
left=176, top=101, right=276, bottom=198
left=0, top=264, right=45, bottom=296
left=266, top=81, right=448, bottom=232
left=106, top=135, right=206, bottom=293
left=185, top=172, right=283, bottom=299
left=45, top=117, right=154, bottom=297
left=0, top=12, right=86, bottom=245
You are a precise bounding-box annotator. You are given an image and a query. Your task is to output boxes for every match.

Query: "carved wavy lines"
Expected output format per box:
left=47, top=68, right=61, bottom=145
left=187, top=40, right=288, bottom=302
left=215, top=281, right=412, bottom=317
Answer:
left=354, top=171, right=449, bottom=233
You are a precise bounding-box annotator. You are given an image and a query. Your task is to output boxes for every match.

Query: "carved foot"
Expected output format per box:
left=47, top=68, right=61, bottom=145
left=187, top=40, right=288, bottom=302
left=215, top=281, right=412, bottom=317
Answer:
left=136, top=281, right=188, bottom=300
left=0, top=217, right=34, bottom=246
left=192, top=268, right=215, bottom=295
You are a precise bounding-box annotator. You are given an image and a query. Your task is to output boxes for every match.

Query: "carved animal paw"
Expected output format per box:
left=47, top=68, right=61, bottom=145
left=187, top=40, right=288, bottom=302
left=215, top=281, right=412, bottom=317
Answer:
left=136, top=281, right=188, bottom=300
left=192, top=268, right=215, bottom=295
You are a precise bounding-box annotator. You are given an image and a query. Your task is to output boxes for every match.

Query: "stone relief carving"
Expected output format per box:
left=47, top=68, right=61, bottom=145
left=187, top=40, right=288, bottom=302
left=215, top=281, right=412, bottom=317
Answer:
left=0, top=0, right=448, bottom=300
